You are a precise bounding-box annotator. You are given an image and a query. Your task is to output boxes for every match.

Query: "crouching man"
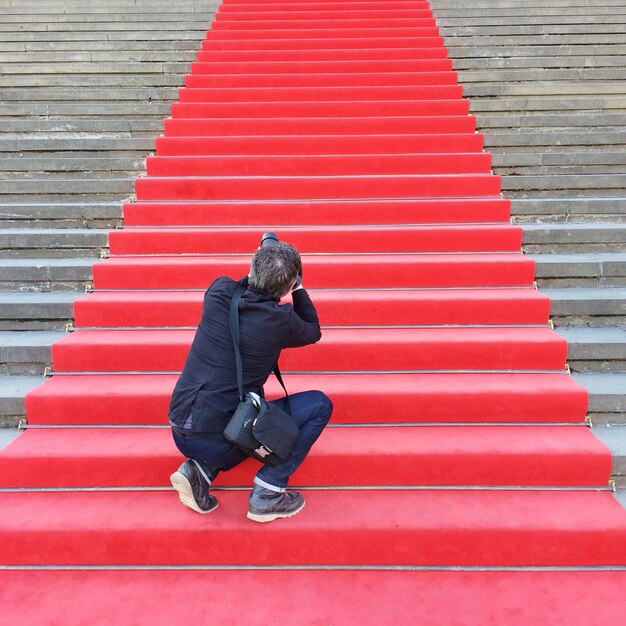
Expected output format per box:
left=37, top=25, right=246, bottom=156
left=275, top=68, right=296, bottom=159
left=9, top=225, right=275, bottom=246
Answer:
left=168, top=239, right=333, bottom=522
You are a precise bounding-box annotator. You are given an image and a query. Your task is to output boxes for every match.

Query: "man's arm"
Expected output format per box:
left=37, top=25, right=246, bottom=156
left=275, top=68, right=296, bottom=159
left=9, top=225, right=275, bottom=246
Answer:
left=285, top=285, right=321, bottom=347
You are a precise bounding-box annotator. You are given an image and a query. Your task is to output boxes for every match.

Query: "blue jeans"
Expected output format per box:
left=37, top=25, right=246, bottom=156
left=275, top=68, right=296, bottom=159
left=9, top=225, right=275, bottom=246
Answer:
left=172, top=390, right=333, bottom=490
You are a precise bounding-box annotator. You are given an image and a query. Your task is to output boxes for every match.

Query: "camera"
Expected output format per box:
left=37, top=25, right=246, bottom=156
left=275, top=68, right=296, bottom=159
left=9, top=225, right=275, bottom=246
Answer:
left=260, top=232, right=302, bottom=289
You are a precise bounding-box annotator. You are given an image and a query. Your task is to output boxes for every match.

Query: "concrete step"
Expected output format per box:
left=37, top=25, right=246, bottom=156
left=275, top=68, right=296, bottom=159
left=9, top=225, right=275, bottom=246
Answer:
left=0, top=62, right=190, bottom=75
left=471, top=97, right=626, bottom=113
left=0, top=41, right=203, bottom=53
left=0, top=75, right=187, bottom=88
left=0, top=375, right=42, bottom=428
left=0, top=138, right=154, bottom=152
left=522, top=223, right=626, bottom=253
left=502, top=175, right=626, bottom=198
left=0, top=12, right=218, bottom=24
left=0, top=202, right=121, bottom=229
left=0, top=331, right=64, bottom=375
left=557, top=327, right=626, bottom=373
left=0, top=103, right=172, bottom=117
left=0, top=228, right=108, bottom=259
left=0, top=157, right=145, bottom=174
left=533, top=253, right=626, bottom=288
left=0, top=291, right=79, bottom=330
left=465, top=81, right=626, bottom=98
left=574, top=372, right=626, bottom=425
left=454, top=56, right=626, bottom=70
left=0, top=51, right=196, bottom=63
left=0, top=88, right=178, bottom=102
left=0, top=119, right=163, bottom=133
left=0, top=258, right=93, bottom=291
left=545, top=288, right=626, bottom=327
left=511, top=198, right=626, bottom=224
left=484, top=131, right=626, bottom=149
left=594, top=425, right=626, bottom=486
left=0, top=178, right=135, bottom=198
left=479, top=113, right=626, bottom=129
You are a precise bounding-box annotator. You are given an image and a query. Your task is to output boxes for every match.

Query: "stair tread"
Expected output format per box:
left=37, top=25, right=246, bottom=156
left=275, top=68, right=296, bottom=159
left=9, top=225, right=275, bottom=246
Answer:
left=24, top=371, right=588, bottom=425
left=0, top=424, right=610, bottom=488
left=1, top=489, right=625, bottom=566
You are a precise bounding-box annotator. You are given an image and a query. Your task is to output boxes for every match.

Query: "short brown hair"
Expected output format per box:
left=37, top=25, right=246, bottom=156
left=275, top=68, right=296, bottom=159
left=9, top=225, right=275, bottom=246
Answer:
left=249, top=241, right=301, bottom=298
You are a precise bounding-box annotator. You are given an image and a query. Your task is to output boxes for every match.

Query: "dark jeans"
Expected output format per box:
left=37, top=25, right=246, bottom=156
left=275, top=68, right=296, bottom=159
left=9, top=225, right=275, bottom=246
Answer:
left=172, top=390, right=333, bottom=490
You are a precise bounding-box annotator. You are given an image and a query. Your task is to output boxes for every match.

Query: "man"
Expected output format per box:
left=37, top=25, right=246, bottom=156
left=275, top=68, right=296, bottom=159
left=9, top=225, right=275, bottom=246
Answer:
left=168, top=239, right=333, bottom=523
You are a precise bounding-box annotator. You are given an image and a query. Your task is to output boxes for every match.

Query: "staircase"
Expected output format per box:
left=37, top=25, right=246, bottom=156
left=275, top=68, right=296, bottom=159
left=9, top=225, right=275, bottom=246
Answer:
left=2, top=0, right=626, bottom=622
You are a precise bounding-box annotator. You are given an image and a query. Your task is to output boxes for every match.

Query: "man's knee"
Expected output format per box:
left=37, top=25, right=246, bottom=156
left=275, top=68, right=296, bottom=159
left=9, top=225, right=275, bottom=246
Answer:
left=309, top=390, right=333, bottom=422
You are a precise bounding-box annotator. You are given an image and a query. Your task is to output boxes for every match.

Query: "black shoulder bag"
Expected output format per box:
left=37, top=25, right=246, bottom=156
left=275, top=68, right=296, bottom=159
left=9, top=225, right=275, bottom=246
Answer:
left=223, top=284, right=299, bottom=466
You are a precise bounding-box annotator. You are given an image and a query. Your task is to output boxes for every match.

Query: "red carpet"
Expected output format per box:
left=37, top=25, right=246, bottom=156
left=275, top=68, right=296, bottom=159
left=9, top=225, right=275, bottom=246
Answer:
left=2, top=0, right=626, bottom=621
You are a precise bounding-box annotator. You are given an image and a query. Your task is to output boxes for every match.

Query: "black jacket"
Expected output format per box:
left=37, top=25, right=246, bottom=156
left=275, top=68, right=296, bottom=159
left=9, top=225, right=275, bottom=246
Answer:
left=168, top=275, right=321, bottom=433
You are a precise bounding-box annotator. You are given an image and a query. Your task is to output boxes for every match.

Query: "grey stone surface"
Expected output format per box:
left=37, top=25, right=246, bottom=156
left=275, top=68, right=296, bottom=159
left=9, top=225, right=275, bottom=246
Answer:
left=0, top=427, right=20, bottom=451
left=0, top=374, right=42, bottom=427
left=594, top=425, right=626, bottom=477
left=574, top=372, right=626, bottom=423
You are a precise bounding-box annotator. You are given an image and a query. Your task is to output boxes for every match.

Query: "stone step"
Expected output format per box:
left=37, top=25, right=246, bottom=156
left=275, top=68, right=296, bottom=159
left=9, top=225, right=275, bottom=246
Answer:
left=1, top=286, right=624, bottom=332
left=0, top=119, right=163, bottom=133
left=0, top=331, right=64, bottom=375
left=445, top=34, right=626, bottom=49
left=522, top=223, right=626, bottom=253
left=451, top=45, right=626, bottom=60
left=472, top=97, right=626, bottom=113
left=502, top=175, right=626, bottom=197
left=439, top=16, right=626, bottom=28
left=533, top=253, right=626, bottom=288
left=0, top=41, right=203, bottom=53
left=0, top=228, right=108, bottom=259
left=0, top=12, right=218, bottom=24
left=0, top=375, right=42, bottom=428
left=557, top=327, right=626, bottom=373
left=435, top=7, right=626, bottom=18
left=0, top=157, right=145, bottom=173
left=466, top=82, right=626, bottom=98
left=0, top=202, right=121, bottom=229
left=574, top=372, right=626, bottom=425
left=0, top=137, right=153, bottom=151
left=0, top=62, right=190, bottom=75
left=478, top=113, right=626, bottom=129
left=0, top=103, right=171, bottom=117
left=485, top=131, right=626, bottom=149
left=0, top=258, right=93, bottom=291
left=512, top=198, right=626, bottom=224
left=454, top=56, right=626, bottom=70
left=0, top=291, right=79, bottom=330
left=0, top=87, right=178, bottom=101
left=0, top=75, right=187, bottom=88
left=0, top=51, right=196, bottom=63
left=594, top=425, right=626, bottom=485
left=0, top=178, right=134, bottom=197
left=431, top=0, right=626, bottom=7
left=545, top=287, right=626, bottom=327
left=0, top=31, right=206, bottom=42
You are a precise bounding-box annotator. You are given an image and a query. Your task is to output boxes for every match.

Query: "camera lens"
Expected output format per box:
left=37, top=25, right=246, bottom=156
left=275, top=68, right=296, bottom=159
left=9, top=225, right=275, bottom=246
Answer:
left=261, top=232, right=280, bottom=247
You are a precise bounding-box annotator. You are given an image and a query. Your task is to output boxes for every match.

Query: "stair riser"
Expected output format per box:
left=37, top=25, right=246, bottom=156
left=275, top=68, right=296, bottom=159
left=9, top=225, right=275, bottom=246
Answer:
left=165, top=116, right=475, bottom=135
left=179, top=85, right=462, bottom=101
left=50, top=329, right=568, bottom=372
left=92, top=255, right=534, bottom=289
left=184, top=72, right=458, bottom=88
left=74, top=290, right=550, bottom=327
left=171, top=100, right=467, bottom=117
left=134, top=175, right=501, bottom=201
left=218, top=3, right=433, bottom=12
left=0, top=426, right=609, bottom=488
left=215, top=10, right=433, bottom=20
left=156, top=134, right=484, bottom=156
left=122, top=199, right=510, bottom=225
left=24, top=373, right=588, bottom=425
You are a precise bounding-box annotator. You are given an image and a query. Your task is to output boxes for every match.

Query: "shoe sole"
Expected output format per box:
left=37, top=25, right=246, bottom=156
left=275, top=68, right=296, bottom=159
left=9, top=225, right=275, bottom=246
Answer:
left=247, top=499, right=306, bottom=523
left=170, top=470, right=218, bottom=515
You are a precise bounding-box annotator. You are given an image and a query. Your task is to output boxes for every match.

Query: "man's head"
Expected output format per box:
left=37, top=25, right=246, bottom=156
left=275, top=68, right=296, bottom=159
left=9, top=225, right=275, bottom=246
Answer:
left=249, top=241, right=301, bottom=299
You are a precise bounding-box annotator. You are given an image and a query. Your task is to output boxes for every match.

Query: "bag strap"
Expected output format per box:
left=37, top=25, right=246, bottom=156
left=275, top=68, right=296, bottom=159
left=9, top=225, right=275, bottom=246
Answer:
left=229, top=283, right=291, bottom=412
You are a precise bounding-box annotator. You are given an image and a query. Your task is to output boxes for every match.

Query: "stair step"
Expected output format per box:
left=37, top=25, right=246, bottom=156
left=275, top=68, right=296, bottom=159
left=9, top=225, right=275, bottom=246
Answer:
left=2, top=569, right=626, bottom=625
left=211, top=19, right=438, bottom=31
left=145, top=154, right=491, bottom=177
left=74, top=287, right=549, bottom=327
left=0, top=258, right=93, bottom=291
left=545, top=287, right=626, bottom=325
left=0, top=331, right=63, bottom=375
left=170, top=99, right=467, bottom=117
left=134, top=174, right=501, bottom=201
left=512, top=198, right=626, bottom=224
left=595, top=425, right=626, bottom=479
left=0, top=202, right=121, bottom=229
left=557, top=327, right=626, bottom=372
left=163, top=116, right=476, bottom=135
left=24, top=372, right=587, bottom=425
left=191, top=58, right=451, bottom=73
left=522, top=223, right=626, bottom=253
left=533, top=253, right=626, bottom=288
left=92, top=253, right=534, bottom=289
left=179, top=84, right=462, bottom=102
left=0, top=291, right=78, bottom=330
left=573, top=372, right=626, bottom=424
left=156, top=134, right=484, bottom=155
left=204, top=27, right=441, bottom=41
left=184, top=71, right=458, bottom=88
left=109, top=224, right=518, bottom=255
left=2, top=489, right=624, bottom=566
left=0, top=375, right=42, bottom=427
left=122, top=198, right=510, bottom=225
left=50, top=327, right=568, bottom=373
left=0, top=228, right=108, bottom=258
left=0, top=425, right=609, bottom=488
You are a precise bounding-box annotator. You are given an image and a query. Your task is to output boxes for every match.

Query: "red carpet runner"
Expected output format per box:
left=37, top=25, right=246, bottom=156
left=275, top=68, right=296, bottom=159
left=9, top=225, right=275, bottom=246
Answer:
left=2, top=0, right=626, bottom=622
